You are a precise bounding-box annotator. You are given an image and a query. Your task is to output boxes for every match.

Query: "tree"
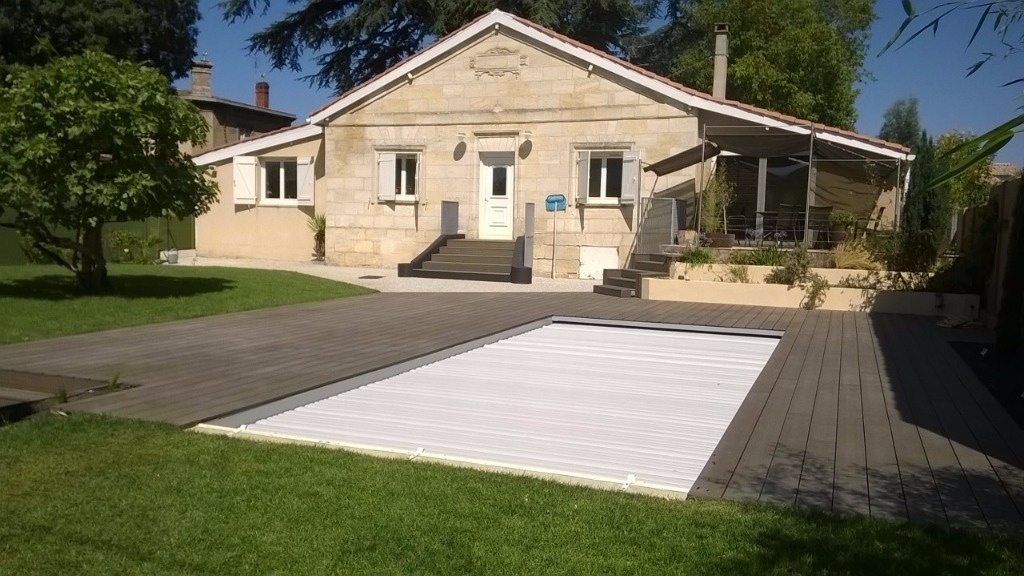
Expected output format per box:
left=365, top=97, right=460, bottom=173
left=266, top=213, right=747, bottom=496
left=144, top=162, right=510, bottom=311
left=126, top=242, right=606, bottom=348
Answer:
left=881, top=1, right=1024, bottom=188
left=936, top=131, right=994, bottom=210
left=656, top=0, right=874, bottom=130
left=900, top=131, right=951, bottom=267
left=220, top=0, right=656, bottom=93
left=0, top=52, right=218, bottom=292
left=0, top=0, right=200, bottom=81
left=878, top=97, right=921, bottom=148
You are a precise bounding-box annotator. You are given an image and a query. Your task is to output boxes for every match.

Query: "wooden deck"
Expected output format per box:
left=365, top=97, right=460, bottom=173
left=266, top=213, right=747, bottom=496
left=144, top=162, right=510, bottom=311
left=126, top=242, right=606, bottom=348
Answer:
left=0, top=292, right=1021, bottom=532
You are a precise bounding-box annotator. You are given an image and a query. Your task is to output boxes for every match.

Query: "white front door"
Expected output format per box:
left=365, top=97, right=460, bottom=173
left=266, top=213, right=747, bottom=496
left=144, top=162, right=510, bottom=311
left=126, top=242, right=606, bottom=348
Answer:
left=478, top=153, right=515, bottom=239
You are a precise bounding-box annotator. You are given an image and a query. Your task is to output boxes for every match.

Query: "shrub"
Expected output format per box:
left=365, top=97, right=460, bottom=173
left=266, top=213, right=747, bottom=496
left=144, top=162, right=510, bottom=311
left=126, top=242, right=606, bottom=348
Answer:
left=678, top=248, right=714, bottom=265
left=107, top=230, right=161, bottom=264
left=725, top=265, right=751, bottom=283
left=765, top=245, right=812, bottom=285
left=19, top=234, right=75, bottom=265
left=866, top=231, right=938, bottom=273
left=727, top=250, right=752, bottom=265
left=831, top=240, right=879, bottom=270
left=747, top=246, right=787, bottom=266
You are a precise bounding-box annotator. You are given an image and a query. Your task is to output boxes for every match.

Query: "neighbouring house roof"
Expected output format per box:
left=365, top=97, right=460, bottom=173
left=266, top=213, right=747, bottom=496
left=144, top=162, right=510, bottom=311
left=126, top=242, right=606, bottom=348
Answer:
left=179, top=91, right=297, bottom=121
left=990, top=162, right=1022, bottom=183
left=194, top=9, right=910, bottom=166
left=192, top=123, right=323, bottom=164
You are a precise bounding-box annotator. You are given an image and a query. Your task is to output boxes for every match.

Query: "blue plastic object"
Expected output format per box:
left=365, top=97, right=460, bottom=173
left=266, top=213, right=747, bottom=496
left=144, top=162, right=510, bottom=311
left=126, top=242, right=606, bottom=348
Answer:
left=545, top=194, right=566, bottom=212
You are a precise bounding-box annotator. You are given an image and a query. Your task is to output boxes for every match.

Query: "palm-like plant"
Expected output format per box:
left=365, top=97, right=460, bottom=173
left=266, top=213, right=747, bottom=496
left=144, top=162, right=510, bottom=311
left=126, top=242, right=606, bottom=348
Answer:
left=307, top=213, right=326, bottom=261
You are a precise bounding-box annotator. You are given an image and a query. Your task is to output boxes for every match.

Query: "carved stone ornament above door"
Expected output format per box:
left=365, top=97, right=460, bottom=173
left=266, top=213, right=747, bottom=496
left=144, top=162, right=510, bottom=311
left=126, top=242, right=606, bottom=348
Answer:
left=469, top=47, right=528, bottom=78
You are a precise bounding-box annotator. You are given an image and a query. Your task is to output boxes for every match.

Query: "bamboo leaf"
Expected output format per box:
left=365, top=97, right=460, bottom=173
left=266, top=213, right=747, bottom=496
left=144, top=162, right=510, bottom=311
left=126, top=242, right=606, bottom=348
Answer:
left=940, top=113, right=1024, bottom=158
left=928, top=131, right=1012, bottom=189
left=879, top=16, right=916, bottom=55
left=1002, top=77, right=1024, bottom=87
left=968, top=4, right=994, bottom=47
left=897, top=6, right=959, bottom=49
left=902, top=0, right=915, bottom=18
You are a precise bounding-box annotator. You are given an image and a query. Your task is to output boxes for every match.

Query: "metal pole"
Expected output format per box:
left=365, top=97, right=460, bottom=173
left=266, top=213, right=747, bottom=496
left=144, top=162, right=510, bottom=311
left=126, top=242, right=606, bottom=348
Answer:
left=551, top=208, right=556, bottom=279
left=804, top=127, right=815, bottom=246
left=697, top=125, right=707, bottom=233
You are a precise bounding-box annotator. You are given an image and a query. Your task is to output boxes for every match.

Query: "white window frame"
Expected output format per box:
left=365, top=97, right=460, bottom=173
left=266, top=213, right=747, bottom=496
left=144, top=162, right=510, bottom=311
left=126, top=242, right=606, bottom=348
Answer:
left=395, top=154, right=419, bottom=200
left=575, top=149, right=638, bottom=206
left=376, top=150, right=421, bottom=203
left=261, top=158, right=299, bottom=205
left=258, top=155, right=313, bottom=204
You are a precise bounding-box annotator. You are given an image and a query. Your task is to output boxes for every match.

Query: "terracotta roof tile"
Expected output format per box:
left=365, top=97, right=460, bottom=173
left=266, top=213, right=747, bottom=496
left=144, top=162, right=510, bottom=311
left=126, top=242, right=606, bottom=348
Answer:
left=191, top=123, right=308, bottom=157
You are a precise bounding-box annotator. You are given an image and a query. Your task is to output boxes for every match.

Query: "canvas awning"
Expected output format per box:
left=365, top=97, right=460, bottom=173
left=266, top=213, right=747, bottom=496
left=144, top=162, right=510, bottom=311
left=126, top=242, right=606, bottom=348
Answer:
left=644, top=142, right=721, bottom=176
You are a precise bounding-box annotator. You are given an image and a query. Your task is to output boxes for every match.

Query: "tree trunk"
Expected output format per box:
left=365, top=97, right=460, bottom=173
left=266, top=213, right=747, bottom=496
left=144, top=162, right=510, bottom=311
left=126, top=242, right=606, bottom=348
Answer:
left=77, top=222, right=109, bottom=292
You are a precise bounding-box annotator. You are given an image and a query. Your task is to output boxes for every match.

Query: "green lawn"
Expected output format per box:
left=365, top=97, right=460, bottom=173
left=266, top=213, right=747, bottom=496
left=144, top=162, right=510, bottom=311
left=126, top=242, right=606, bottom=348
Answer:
left=1, top=415, right=1020, bottom=575
left=0, top=264, right=374, bottom=344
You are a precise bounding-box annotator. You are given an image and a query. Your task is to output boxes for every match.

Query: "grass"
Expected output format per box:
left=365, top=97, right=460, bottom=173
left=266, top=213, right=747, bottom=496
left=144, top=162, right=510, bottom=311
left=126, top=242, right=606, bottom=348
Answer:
left=0, top=264, right=375, bottom=344
left=1, top=415, right=1021, bottom=575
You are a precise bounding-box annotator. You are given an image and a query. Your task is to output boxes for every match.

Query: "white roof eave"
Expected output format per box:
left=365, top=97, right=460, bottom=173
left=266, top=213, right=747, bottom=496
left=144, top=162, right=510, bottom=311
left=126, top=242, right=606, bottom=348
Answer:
left=192, top=124, right=323, bottom=166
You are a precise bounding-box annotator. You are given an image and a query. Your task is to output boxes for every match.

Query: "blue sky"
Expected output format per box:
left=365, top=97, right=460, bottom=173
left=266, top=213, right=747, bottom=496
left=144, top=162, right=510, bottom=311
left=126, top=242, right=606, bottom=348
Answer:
left=181, top=0, right=1023, bottom=163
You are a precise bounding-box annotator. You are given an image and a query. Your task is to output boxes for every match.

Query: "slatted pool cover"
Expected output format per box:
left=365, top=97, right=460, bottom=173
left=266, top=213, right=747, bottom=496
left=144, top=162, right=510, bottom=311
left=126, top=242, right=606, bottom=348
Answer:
left=246, top=322, right=780, bottom=494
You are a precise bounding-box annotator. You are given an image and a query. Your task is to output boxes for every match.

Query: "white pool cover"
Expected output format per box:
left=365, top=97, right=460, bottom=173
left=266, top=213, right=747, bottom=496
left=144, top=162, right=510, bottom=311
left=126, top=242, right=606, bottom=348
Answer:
left=244, top=322, right=779, bottom=495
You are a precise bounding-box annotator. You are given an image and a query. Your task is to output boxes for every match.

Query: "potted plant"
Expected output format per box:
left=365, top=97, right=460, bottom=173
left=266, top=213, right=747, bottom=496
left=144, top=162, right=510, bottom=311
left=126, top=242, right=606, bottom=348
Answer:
left=829, top=209, right=857, bottom=244
left=700, top=168, right=736, bottom=247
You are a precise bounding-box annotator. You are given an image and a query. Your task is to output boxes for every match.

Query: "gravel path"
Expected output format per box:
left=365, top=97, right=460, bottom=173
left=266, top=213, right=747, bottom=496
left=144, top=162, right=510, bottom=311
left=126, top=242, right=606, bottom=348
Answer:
left=170, top=251, right=599, bottom=293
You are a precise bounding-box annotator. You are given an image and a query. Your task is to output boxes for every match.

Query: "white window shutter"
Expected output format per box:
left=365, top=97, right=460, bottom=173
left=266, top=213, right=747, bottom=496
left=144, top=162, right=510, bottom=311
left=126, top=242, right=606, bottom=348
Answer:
left=377, top=152, right=396, bottom=201
left=232, top=156, right=257, bottom=204
left=576, top=151, right=590, bottom=205
left=296, top=156, right=314, bottom=205
left=413, top=154, right=420, bottom=198
left=620, top=153, right=638, bottom=204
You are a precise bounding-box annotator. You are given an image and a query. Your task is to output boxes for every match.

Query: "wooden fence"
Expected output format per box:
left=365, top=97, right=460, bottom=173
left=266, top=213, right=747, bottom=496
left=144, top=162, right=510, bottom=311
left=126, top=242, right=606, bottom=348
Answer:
left=0, top=213, right=195, bottom=265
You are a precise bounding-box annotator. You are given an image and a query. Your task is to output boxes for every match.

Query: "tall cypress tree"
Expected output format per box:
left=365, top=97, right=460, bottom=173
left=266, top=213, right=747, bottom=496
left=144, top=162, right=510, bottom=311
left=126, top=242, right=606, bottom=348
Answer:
left=900, top=131, right=950, bottom=269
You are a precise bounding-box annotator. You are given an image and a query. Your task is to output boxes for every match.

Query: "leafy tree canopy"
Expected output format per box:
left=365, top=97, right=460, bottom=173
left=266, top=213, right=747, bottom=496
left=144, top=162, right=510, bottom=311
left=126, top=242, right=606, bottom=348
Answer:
left=936, top=130, right=994, bottom=210
left=882, top=1, right=1024, bottom=188
left=0, top=52, right=218, bottom=291
left=878, top=97, right=921, bottom=148
left=652, top=0, right=874, bottom=130
left=0, top=0, right=200, bottom=81
left=221, top=0, right=657, bottom=93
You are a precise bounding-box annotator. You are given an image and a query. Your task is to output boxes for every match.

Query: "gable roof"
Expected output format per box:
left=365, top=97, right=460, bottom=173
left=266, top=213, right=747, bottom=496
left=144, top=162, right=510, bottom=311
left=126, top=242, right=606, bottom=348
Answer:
left=192, top=123, right=322, bottom=165
left=196, top=9, right=909, bottom=166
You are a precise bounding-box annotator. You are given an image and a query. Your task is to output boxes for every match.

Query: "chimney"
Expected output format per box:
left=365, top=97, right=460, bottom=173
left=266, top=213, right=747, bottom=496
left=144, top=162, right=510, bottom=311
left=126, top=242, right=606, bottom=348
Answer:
left=255, top=80, right=270, bottom=108
left=712, top=23, right=729, bottom=99
left=190, top=59, right=212, bottom=98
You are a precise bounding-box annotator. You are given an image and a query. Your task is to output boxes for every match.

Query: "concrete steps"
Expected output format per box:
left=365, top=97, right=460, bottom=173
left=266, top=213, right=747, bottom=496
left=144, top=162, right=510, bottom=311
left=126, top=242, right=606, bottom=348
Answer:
left=409, top=239, right=516, bottom=282
left=592, top=254, right=671, bottom=298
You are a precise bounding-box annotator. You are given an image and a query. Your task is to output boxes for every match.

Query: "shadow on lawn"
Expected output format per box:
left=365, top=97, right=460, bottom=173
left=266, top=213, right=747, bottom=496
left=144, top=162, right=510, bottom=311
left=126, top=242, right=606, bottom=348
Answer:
left=0, top=274, right=235, bottom=300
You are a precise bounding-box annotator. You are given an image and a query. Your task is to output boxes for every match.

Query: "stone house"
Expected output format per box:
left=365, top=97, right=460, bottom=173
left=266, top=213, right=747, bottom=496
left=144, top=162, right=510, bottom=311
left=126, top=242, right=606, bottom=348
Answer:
left=178, top=59, right=296, bottom=155
left=192, top=10, right=909, bottom=279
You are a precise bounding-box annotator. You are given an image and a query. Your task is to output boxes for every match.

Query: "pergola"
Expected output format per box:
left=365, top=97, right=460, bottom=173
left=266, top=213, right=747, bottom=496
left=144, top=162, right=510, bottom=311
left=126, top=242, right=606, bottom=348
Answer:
left=644, top=124, right=910, bottom=245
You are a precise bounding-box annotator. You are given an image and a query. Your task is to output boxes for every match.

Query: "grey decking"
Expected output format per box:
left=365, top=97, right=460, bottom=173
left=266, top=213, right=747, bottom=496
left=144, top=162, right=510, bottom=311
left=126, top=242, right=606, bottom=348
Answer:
left=0, top=292, right=1020, bottom=533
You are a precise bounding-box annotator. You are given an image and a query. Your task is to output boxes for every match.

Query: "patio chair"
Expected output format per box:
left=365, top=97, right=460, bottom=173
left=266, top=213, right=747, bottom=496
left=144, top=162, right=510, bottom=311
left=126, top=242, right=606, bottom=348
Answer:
left=775, top=204, right=800, bottom=246
left=725, top=215, right=750, bottom=246
left=806, top=205, right=833, bottom=248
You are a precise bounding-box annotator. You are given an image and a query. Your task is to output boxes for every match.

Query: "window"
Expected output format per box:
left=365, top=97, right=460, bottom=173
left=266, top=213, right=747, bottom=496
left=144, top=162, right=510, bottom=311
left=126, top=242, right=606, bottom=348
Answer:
left=232, top=156, right=313, bottom=206
left=394, top=154, right=418, bottom=197
left=377, top=151, right=421, bottom=202
left=588, top=153, right=624, bottom=199
left=264, top=159, right=298, bottom=200
left=576, top=150, right=638, bottom=205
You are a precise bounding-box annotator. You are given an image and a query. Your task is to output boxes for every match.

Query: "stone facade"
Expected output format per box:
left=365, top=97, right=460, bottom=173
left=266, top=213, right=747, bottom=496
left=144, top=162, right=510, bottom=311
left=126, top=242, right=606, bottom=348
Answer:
left=322, top=33, right=699, bottom=278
